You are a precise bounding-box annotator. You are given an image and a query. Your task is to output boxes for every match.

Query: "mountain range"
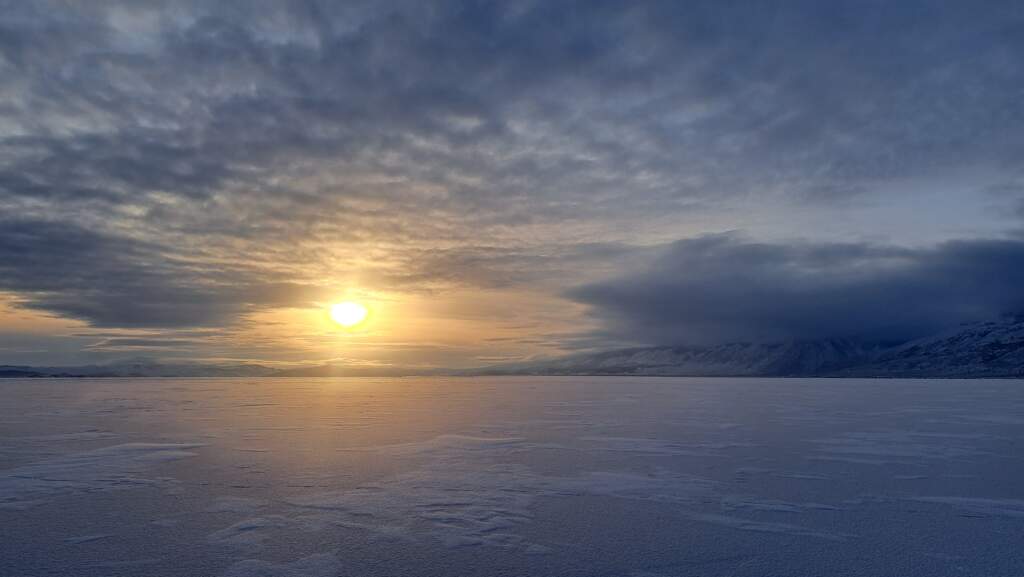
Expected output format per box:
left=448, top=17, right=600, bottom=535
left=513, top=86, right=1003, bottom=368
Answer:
left=484, top=316, right=1024, bottom=378
left=4, top=316, right=1023, bottom=379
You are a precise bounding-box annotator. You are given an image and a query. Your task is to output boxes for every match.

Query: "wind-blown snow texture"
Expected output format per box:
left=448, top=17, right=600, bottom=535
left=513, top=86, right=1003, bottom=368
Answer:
left=1, top=377, right=1022, bottom=576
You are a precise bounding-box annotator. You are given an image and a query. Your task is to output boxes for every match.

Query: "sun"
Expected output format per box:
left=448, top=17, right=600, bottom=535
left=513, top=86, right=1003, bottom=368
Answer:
left=329, top=301, right=369, bottom=328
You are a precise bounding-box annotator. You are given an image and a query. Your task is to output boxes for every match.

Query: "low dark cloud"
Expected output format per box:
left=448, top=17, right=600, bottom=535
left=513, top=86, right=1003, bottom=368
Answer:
left=0, top=217, right=323, bottom=328
left=570, top=234, right=1024, bottom=345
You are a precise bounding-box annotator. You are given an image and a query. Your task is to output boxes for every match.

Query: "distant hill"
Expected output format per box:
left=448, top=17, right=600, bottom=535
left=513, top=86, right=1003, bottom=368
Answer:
left=0, top=367, right=48, bottom=378
left=4, top=317, right=1024, bottom=379
left=475, top=339, right=886, bottom=377
left=0, top=358, right=441, bottom=379
left=834, top=316, right=1024, bottom=378
left=0, top=359, right=277, bottom=379
left=477, top=316, right=1024, bottom=378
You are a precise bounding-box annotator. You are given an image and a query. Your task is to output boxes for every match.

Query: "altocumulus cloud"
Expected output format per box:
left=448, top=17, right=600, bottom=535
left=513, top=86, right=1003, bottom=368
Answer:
left=569, top=234, right=1024, bottom=346
left=3, top=1, right=1023, bottom=234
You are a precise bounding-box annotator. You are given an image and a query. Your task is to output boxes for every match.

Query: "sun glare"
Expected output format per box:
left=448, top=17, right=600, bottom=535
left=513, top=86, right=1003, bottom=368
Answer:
left=330, top=301, right=369, bottom=328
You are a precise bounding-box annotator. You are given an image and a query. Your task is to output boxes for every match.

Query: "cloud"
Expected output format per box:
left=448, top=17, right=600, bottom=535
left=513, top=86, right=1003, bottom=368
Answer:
left=1, top=0, right=1023, bottom=362
left=85, top=338, right=197, bottom=349
left=3, top=1, right=1022, bottom=236
left=0, top=217, right=322, bottom=328
left=569, top=234, right=1024, bottom=345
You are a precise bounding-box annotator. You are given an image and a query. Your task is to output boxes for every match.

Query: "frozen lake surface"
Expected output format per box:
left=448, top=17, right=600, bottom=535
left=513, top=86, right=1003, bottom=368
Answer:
left=1, top=377, right=1023, bottom=576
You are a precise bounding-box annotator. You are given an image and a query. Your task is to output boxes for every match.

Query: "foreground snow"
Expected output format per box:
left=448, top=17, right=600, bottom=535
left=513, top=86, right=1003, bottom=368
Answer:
left=1, top=377, right=1022, bottom=576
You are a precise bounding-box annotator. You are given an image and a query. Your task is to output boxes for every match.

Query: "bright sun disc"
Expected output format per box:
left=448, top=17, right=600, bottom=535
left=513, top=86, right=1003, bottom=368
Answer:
left=330, top=301, right=368, bottom=327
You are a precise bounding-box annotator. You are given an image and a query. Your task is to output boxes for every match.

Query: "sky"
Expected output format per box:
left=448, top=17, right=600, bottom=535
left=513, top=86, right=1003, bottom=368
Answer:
left=1, top=0, right=1023, bottom=368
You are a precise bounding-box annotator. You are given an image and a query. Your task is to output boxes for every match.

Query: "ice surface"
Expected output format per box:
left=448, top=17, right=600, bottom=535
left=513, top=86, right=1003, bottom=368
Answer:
left=1, top=376, right=1023, bottom=576
left=0, top=442, right=202, bottom=509
left=222, top=553, right=342, bottom=577
left=913, top=497, right=1024, bottom=518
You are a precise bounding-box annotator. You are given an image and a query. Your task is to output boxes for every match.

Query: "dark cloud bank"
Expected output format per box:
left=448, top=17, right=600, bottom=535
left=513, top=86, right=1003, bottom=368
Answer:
left=0, top=217, right=322, bottom=328
left=570, top=234, right=1024, bottom=346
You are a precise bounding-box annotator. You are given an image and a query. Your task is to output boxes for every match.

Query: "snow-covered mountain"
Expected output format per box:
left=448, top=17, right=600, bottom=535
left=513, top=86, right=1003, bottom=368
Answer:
left=482, top=316, right=1024, bottom=378
left=837, top=315, right=1024, bottom=378
left=480, top=339, right=884, bottom=377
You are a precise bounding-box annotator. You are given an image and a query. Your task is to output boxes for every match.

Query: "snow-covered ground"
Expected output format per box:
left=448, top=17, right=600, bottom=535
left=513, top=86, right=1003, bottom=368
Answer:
left=1, top=377, right=1022, bottom=576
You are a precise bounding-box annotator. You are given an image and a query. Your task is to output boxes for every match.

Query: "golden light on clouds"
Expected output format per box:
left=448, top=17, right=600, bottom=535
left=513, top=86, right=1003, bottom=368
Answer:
left=182, top=288, right=587, bottom=369
left=329, top=301, right=369, bottom=328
